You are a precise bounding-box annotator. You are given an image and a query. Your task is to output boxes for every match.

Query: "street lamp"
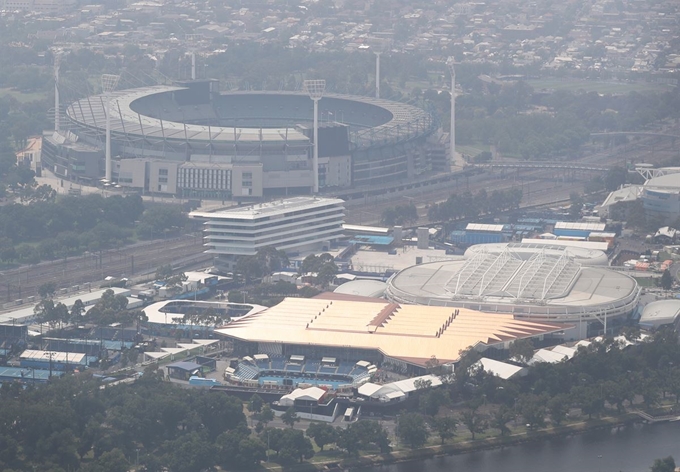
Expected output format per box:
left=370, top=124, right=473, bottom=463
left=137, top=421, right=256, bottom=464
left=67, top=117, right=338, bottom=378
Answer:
left=101, top=74, right=120, bottom=183
left=303, top=79, right=326, bottom=194
left=446, top=57, right=456, bottom=170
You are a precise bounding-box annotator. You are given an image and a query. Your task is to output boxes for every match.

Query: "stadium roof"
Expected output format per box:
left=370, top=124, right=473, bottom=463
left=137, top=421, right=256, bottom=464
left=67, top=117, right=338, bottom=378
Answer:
left=600, top=185, right=642, bottom=208
left=645, top=173, right=680, bottom=191
left=66, top=87, right=433, bottom=147
left=466, top=242, right=609, bottom=265
left=215, top=297, right=568, bottom=366
left=386, top=244, right=639, bottom=322
left=519, top=239, right=610, bottom=256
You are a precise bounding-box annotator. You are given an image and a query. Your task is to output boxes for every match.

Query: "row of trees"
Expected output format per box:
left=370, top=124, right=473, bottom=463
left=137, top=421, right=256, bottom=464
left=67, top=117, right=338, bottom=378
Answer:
left=0, top=371, right=255, bottom=472
left=381, top=203, right=418, bottom=227
left=234, top=248, right=339, bottom=288
left=34, top=288, right=146, bottom=332
left=427, top=188, right=523, bottom=222
left=0, top=195, right=188, bottom=265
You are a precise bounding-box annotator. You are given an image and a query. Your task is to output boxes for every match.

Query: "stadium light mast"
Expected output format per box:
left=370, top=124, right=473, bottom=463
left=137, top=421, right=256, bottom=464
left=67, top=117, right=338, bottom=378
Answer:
left=101, top=74, right=120, bottom=183
left=374, top=51, right=381, bottom=99
left=54, top=52, right=61, bottom=132
left=303, top=79, right=325, bottom=194
left=447, top=56, right=456, bottom=169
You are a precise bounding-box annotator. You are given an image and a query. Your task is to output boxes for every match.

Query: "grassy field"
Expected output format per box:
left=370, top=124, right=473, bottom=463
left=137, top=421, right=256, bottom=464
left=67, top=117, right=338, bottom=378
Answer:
left=526, top=78, right=673, bottom=94
left=633, top=276, right=658, bottom=287
left=0, top=88, right=47, bottom=103
left=457, top=144, right=490, bottom=157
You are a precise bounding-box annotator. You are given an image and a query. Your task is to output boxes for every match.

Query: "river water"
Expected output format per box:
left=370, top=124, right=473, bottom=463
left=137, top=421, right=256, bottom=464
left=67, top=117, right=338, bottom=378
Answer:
left=359, top=421, right=680, bottom=472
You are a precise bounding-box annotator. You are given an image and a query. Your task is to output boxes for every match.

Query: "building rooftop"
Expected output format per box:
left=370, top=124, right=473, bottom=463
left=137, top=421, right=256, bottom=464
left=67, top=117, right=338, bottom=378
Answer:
left=216, top=297, right=567, bottom=366
left=640, top=300, right=680, bottom=327
left=190, top=196, right=345, bottom=221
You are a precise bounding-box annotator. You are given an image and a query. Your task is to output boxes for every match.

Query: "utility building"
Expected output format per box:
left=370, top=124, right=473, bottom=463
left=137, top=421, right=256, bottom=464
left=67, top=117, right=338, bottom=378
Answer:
left=191, top=197, right=345, bottom=269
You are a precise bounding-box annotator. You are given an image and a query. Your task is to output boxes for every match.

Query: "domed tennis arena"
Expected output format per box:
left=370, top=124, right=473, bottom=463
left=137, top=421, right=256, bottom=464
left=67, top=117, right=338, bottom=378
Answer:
left=385, top=243, right=641, bottom=340
left=42, top=80, right=438, bottom=198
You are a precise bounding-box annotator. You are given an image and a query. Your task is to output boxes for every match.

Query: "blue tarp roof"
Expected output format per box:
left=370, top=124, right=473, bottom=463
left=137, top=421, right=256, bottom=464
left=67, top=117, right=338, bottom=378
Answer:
left=0, top=366, right=63, bottom=381
left=349, top=235, right=394, bottom=246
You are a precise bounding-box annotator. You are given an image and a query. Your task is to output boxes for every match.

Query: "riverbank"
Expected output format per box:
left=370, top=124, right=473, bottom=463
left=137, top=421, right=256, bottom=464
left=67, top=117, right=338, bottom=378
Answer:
left=264, top=413, right=642, bottom=471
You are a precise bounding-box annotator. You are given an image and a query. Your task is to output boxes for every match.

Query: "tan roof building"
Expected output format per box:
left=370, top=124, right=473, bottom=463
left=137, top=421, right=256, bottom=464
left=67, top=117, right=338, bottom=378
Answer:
left=216, top=296, right=567, bottom=367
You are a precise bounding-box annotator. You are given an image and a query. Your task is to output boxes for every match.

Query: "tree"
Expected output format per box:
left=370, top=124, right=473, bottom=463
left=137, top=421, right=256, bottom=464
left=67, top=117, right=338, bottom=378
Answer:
left=70, top=299, right=85, bottom=320
left=571, top=385, right=605, bottom=420
left=336, top=426, right=362, bottom=456
left=548, top=395, right=569, bottom=426
left=419, top=388, right=450, bottom=417
left=518, top=394, right=547, bottom=429
left=277, top=429, right=314, bottom=465
left=281, top=407, right=299, bottom=428
left=660, top=269, right=673, bottom=290
left=255, top=405, right=274, bottom=428
left=490, top=406, right=514, bottom=436
left=460, top=409, right=486, bottom=440
left=248, top=394, right=264, bottom=413
left=650, top=456, right=676, bottom=472
left=569, top=192, right=583, bottom=220
left=81, top=448, right=128, bottom=472
left=38, top=281, right=56, bottom=299
left=604, top=166, right=628, bottom=192
left=430, top=415, right=457, bottom=444
left=216, top=429, right=266, bottom=470
left=396, top=412, right=429, bottom=449
left=306, top=422, right=337, bottom=451
left=509, top=338, right=535, bottom=363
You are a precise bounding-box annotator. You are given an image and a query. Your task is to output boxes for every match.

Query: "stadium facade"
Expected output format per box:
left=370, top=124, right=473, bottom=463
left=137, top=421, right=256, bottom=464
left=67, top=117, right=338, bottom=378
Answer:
left=385, top=243, right=640, bottom=340
left=42, top=80, right=439, bottom=198
left=600, top=167, right=680, bottom=221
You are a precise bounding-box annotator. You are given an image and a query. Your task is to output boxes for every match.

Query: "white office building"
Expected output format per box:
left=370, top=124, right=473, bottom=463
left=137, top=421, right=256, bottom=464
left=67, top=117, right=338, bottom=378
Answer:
left=191, top=197, right=345, bottom=268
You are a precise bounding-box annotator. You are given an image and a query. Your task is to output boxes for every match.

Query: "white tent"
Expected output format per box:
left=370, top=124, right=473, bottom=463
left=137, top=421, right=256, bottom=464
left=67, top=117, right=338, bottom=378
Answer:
left=474, top=358, right=526, bottom=380
left=279, top=386, right=326, bottom=406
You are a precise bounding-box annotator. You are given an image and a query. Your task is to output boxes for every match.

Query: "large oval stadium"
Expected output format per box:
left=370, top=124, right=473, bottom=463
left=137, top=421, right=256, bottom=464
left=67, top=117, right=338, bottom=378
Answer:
left=385, top=242, right=641, bottom=339
left=42, top=80, right=438, bottom=198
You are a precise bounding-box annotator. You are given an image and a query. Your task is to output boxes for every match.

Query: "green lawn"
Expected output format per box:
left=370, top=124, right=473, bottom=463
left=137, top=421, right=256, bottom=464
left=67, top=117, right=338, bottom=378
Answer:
left=526, top=78, right=672, bottom=94
left=633, top=276, right=657, bottom=287
left=457, top=144, right=490, bottom=157
left=0, top=87, right=47, bottom=103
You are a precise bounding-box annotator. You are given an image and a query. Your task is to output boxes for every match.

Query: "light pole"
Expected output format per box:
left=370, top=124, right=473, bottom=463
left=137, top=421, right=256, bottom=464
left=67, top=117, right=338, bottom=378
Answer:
left=446, top=57, right=456, bottom=170
left=303, top=79, right=325, bottom=194
left=54, top=52, right=61, bottom=132
left=375, top=51, right=381, bottom=98
left=101, top=74, right=120, bottom=183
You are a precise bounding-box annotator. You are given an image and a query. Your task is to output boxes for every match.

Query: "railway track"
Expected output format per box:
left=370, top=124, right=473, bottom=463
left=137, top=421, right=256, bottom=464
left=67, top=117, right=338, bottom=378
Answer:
left=0, top=235, right=209, bottom=304
left=344, top=130, right=679, bottom=226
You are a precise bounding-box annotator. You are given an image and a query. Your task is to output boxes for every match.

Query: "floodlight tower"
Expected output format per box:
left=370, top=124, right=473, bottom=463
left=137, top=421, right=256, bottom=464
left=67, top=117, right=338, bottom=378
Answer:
left=374, top=51, right=381, bottom=99
left=101, top=74, right=120, bottom=183
left=54, top=53, right=61, bottom=132
left=303, top=79, right=326, bottom=194
left=447, top=57, right=456, bottom=169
